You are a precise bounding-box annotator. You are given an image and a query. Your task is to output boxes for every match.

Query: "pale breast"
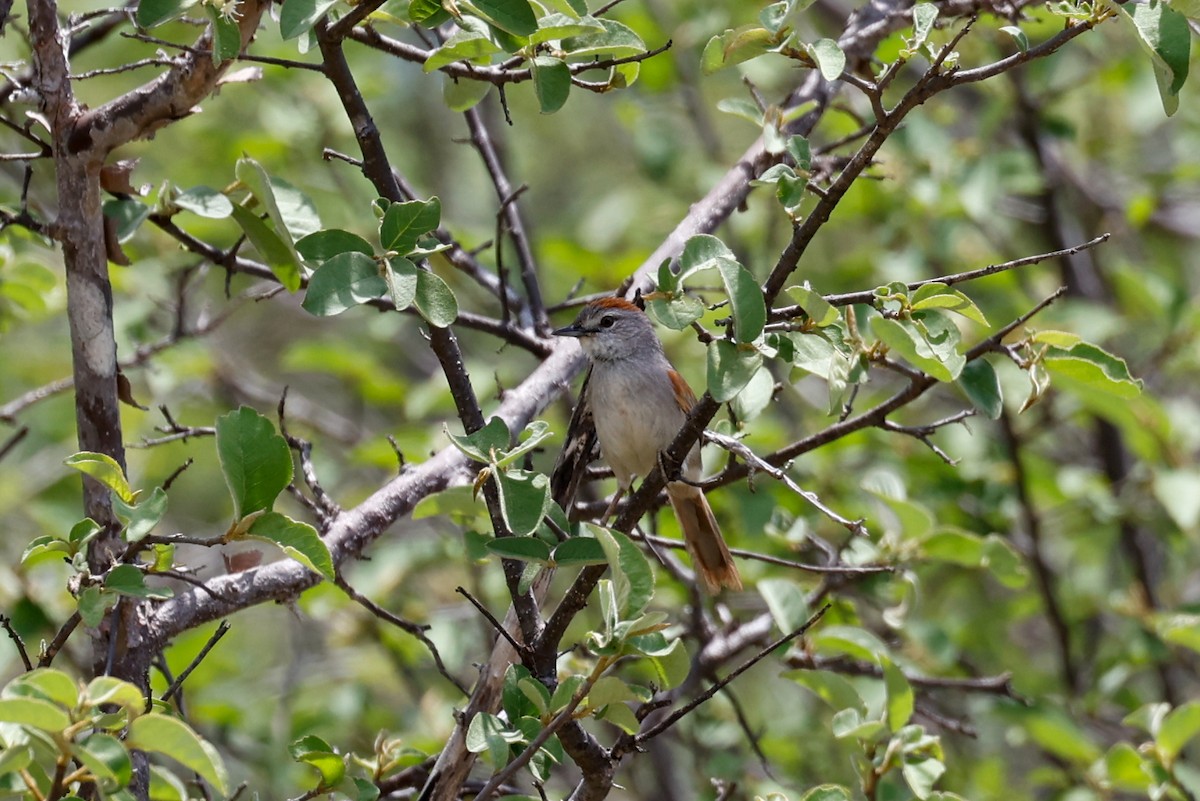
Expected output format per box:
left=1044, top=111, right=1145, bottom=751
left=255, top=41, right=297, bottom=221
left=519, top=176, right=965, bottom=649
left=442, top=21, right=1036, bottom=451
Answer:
left=587, top=361, right=690, bottom=488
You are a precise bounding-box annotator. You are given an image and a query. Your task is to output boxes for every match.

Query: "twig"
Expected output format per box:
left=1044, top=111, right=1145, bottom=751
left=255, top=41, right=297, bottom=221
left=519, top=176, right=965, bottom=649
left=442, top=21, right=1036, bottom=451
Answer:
left=703, top=431, right=868, bottom=537
left=161, top=621, right=231, bottom=702
left=628, top=530, right=891, bottom=575
left=772, top=233, right=1111, bottom=318
left=0, top=614, right=34, bottom=671
left=785, top=651, right=1023, bottom=699
left=38, top=612, right=80, bottom=667
left=0, top=426, right=29, bottom=462
left=456, top=586, right=527, bottom=659
left=878, top=410, right=975, bottom=466
left=631, top=604, right=831, bottom=745
left=338, top=576, right=469, bottom=696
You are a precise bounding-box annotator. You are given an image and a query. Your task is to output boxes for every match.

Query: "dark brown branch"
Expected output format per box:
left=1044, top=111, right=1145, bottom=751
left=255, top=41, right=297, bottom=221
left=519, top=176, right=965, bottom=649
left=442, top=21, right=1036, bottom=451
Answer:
left=456, top=585, right=527, bottom=660
left=338, top=576, right=469, bottom=696
left=161, top=620, right=230, bottom=702
left=38, top=611, right=81, bottom=668
left=629, top=603, right=830, bottom=746
left=0, top=614, right=34, bottom=671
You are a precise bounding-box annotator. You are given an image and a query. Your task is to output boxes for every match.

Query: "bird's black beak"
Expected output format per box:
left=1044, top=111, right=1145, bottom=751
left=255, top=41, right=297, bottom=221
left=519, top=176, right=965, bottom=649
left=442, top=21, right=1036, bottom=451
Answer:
left=553, top=323, right=586, bottom=338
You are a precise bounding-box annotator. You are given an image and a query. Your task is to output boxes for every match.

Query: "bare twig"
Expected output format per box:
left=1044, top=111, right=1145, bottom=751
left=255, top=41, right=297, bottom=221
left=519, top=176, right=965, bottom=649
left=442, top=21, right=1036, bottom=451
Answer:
left=337, top=575, right=469, bottom=696
left=161, top=621, right=231, bottom=702
left=0, top=614, right=34, bottom=671
left=630, top=604, right=830, bottom=746
left=456, top=585, right=527, bottom=660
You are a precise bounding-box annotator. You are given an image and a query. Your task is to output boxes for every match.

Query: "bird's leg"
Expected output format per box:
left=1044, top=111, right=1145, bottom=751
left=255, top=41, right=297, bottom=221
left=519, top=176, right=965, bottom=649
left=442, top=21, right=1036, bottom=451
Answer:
left=601, top=487, right=625, bottom=524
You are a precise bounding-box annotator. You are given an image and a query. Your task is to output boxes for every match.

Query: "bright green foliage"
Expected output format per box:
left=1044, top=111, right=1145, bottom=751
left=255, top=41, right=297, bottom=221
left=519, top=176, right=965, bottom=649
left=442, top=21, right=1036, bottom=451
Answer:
left=216, top=406, right=293, bottom=520
left=0, top=670, right=226, bottom=798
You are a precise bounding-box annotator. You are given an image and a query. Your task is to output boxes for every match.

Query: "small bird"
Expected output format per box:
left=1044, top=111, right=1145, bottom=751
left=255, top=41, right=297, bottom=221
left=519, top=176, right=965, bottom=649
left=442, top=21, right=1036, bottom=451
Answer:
left=552, top=297, right=742, bottom=593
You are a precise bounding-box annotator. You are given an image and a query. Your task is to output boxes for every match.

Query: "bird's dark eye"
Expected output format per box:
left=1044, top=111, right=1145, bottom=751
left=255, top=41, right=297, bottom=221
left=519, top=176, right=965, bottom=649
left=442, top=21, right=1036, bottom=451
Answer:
left=599, top=315, right=615, bottom=328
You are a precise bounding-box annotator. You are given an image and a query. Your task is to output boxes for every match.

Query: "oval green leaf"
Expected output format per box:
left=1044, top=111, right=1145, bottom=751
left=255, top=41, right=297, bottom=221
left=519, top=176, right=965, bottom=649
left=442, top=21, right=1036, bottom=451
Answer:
left=215, top=406, right=293, bottom=519
left=127, top=713, right=229, bottom=795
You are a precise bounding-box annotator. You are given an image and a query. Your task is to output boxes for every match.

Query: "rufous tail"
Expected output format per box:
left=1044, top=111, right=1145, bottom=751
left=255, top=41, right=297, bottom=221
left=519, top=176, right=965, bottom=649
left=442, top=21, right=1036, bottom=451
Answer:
left=667, top=484, right=742, bottom=593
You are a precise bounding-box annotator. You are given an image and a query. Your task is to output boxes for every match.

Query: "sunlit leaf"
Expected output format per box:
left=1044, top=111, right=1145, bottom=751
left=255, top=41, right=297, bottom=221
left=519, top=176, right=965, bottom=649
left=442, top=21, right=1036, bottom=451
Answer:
left=127, top=713, right=229, bottom=794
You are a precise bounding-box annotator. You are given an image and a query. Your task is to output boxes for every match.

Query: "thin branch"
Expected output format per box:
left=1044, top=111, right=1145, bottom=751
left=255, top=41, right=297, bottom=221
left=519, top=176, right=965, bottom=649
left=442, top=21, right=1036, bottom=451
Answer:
left=456, top=586, right=527, bottom=660
left=631, top=604, right=831, bottom=746
left=773, top=233, right=1111, bottom=318
left=338, top=576, right=469, bottom=696
left=0, top=614, right=34, bottom=671
left=629, top=530, right=891, bottom=576
left=703, top=430, right=868, bottom=537
left=0, top=425, right=29, bottom=462
left=161, top=621, right=231, bottom=702
left=38, top=612, right=81, bottom=668
left=879, top=410, right=975, bottom=466
left=785, top=651, right=1023, bottom=699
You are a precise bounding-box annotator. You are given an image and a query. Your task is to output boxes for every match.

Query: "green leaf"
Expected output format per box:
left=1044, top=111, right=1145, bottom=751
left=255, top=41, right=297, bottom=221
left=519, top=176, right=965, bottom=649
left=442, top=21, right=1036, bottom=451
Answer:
left=204, top=4, right=242, bottom=65
left=598, top=698, right=640, bottom=733
left=380, top=198, right=441, bottom=254
left=909, top=3, right=938, bottom=51
left=1122, top=0, right=1190, bottom=116
left=809, top=38, right=845, bottom=81
left=492, top=420, right=553, bottom=469
left=902, top=756, right=945, bottom=800
left=717, top=97, right=765, bottom=126
left=469, top=0, right=537, bottom=36
left=247, top=512, right=335, bottom=581
left=230, top=203, right=303, bottom=292
left=1043, top=342, right=1143, bottom=398
left=800, top=786, right=852, bottom=801
left=494, top=469, right=551, bottom=536
left=784, top=670, right=866, bottom=714
left=758, top=578, right=809, bottom=634
left=105, top=564, right=173, bottom=600
left=532, top=56, right=571, bottom=113
left=649, top=638, right=690, bottom=689
left=1154, top=468, right=1200, bottom=532
left=127, top=713, right=229, bottom=795
left=234, top=158, right=305, bottom=290
left=289, top=735, right=346, bottom=787
left=999, top=25, right=1028, bottom=53
left=385, top=256, right=420, bottom=312
left=443, top=74, right=492, bottom=111
left=542, top=0, right=586, bottom=15
left=910, top=283, right=988, bottom=325
left=65, top=452, right=133, bottom=503
left=78, top=587, right=118, bottom=627
left=701, top=25, right=775, bottom=74
left=831, top=707, right=886, bottom=741
left=409, top=0, right=451, bottom=25
left=957, top=359, right=1002, bottom=419
left=1159, top=702, right=1200, bottom=761
left=21, top=535, right=71, bottom=567
left=0, top=698, right=72, bottom=732
left=137, top=0, right=198, bottom=27
left=486, top=536, right=552, bottom=563
left=592, top=525, right=653, bottom=619
left=413, top=268, right=459, bottom=327
left=10, top=669, right=79, bottom=709
left=280, top=0, right=338, bottom=39
left=296, top=229, right=374, bottom=262
left=0, top=744, right=31, bottom=777
left=113, top=486, right=168, bottom=543
left=216, top=407, right=293, bottom=519
left=714, top=258, right=766, bottom=343
left=465, top=712, right=516, bottom=769
left=446, top=416, right=511, bottom=463
left=787, top=285, right=839, bottom=327
left=173, top=186, right=233, bottom=219
left=103, top=199, right=151, bottom=243
left=561, top=18, right=645, bottom=59
left=549, top=674, right=586, bottom=713
left=424, top=27, right=503, bottom=72
left=588, top=676, right=638, bottom=709
left=552, top=537, right=608, bottom=566
left=529, top=13, right=604, bottom=44
left=85, top=676, right=147, bottom=710
left=677, top=233, right=735, bottom=281
left=880, top=657, right=914, bottom=731
left=1104, top=742, right=1152, bottom=791
left=812, top=625, right=890, bottom=662
left=74, top=733, right=132, bottom=792
left=302, top=252, right=388, bottom=316
left=706, top=339, right=763, bottom=402
left=872, top=313, right=964, bottom=381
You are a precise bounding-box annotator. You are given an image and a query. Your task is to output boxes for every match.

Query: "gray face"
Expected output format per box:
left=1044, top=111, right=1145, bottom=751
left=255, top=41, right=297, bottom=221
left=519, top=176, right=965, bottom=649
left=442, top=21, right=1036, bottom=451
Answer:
left=553, top=303, right=659, bottom=362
